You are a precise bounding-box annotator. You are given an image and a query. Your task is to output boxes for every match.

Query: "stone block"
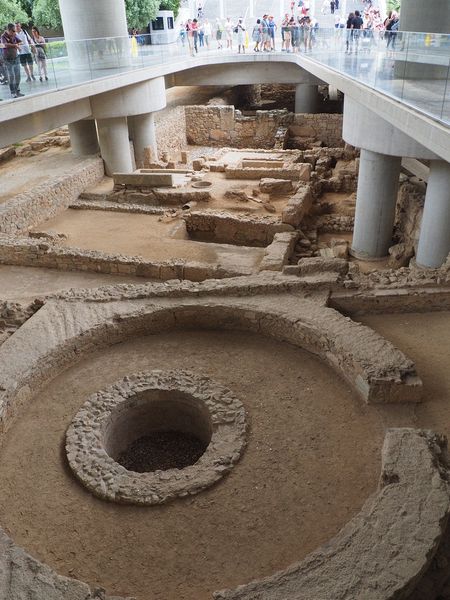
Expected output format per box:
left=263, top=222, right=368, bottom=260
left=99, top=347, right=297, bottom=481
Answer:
left=259, top=178, right=293, bottom=194
left=113, top=172, right=174, bottom=188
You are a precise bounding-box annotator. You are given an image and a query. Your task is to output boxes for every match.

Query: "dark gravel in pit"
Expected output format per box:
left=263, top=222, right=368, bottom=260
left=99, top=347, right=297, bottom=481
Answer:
left=117, top=431, right=208, bottom=472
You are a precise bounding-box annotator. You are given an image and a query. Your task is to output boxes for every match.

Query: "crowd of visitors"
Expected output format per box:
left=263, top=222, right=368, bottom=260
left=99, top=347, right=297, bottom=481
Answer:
left=178, top=1, right=401, bottom=57
left=1, top=21, right=48, bottom=99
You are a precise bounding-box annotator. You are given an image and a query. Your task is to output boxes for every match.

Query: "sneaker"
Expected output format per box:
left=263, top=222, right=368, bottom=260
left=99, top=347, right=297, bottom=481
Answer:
left=16, top=92, right=25, bottom=97
left=39, top=76, right=42, bottom=82
left=31, top=75, right=36, bottom=81
left=45, top=76, right=48, bottom=81
left=26, top=77, right=31, bottom=82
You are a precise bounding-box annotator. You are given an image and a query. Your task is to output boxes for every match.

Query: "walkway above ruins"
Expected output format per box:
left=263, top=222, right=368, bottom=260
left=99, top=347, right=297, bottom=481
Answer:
left=0, top=29, right=449, bottom=161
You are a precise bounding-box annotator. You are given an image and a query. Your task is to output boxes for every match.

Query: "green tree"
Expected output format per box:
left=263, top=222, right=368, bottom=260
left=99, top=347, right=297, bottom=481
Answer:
left=19, top=0, right=33, bottom=18
left=159, top=0, right=180, bottom=18
left=125, top=0, right=159, bottom=27
left=32, top=0, right=61, bottom=27
left=0, top=0, right=29, bottom=26
left=31, top=0, right=162, bottom=29
left=386, top=0, right=401, bottom=12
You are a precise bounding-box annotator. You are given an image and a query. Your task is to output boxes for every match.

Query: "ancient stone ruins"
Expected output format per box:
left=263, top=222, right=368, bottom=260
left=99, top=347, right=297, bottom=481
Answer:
left=0, top=84, right=449, bottom=600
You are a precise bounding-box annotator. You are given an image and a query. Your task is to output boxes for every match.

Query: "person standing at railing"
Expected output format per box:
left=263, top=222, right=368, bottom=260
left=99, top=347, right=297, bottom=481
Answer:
left=384, top=10, right=399, bottom=54
left=215, top=19, right=224, bottom=49
left=15, top=22, right=35, bottom=82
left=235, top=18, right=246, bottom=53
left=1, top=23, right=24, bottom=98
left=31, top=26, right=48, bottom=82
left=199, top=22, right=205, bottom=47
left=225, top=17, right=233, bottom=50
left=252, top=19, right=262, bottom=51
left=268, top=16, right=277, bottom=51
left=203, top=19, right=212, bottom=49
left=345, top=12, right=355, bottom=53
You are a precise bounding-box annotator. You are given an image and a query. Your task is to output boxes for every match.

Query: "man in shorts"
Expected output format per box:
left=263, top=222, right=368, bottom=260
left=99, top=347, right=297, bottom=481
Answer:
left=15, top=22, right=35, bottom=82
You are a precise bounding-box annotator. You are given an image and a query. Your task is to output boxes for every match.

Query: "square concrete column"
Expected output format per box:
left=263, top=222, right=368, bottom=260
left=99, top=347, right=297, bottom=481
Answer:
left=68, top=120, right=99, bottom=157
left=97, top=117, right=134, bottom=176
left=416, top=160, right=450, bottom=269
left=295, top=84, right=319, bottom=114
left=128, top=113, right=158, bottom=168
left=351, top=149, right=402, bottom=259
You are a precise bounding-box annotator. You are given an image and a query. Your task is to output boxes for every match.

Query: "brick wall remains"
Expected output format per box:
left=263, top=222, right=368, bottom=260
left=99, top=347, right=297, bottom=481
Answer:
left=289, top=114, right=344, bottom=148
left=0, top=157, right=104, bottom=235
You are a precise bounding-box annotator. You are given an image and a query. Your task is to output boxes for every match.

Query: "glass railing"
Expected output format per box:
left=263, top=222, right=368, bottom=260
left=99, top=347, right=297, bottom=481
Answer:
left=0, top=29, right=449, bottom=125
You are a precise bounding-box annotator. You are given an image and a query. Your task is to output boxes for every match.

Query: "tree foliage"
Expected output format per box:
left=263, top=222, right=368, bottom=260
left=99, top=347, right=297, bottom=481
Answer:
left=32, top=0, right=61, bottom=27
left=159, top=0, right=180, bottom=18
left=386, top=0, right=401, bottom=13
left=30, top=0, right=164, bottom=30
left=0, top=0, right=29, bottom=26
left=125, top=0, right=160, bottom=27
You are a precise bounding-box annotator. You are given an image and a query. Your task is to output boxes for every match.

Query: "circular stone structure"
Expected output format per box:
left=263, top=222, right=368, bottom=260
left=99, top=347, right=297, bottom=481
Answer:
left=66, top=370, right=247, bottom=505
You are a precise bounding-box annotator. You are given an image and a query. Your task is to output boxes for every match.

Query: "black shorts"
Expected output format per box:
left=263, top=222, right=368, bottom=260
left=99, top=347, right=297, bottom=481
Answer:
left=19, top=53, right=33, bottom=66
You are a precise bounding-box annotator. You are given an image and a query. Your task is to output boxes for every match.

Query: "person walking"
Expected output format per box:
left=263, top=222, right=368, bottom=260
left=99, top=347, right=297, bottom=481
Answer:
left=330, top=1, right=335, bottom=15
left=31, top=26, right=48, bottom=81
left=345, top=12, right=354, bottom=53
left=351, top=10, right=363, bottom=53
left=1, top=23, right=24, bottom=98
left=14, top=22, right=35, bottom=82
left=268, top=16, right=277, bottom=50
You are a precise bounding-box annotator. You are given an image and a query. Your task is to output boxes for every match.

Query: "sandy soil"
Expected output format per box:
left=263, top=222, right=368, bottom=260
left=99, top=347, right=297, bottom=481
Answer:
left=0, top=265, right=147, bottom=303
left=34, top=210, right=265, bottom=273
left=359, top=312, right=450, bottom=439
left=0, top=147, right=86, bottom=204
left=0, top=330, right=384, bottom=600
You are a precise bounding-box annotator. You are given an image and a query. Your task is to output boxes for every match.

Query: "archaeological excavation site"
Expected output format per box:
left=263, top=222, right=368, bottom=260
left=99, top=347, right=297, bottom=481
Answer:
left=0, top=79, right=449, bottom=600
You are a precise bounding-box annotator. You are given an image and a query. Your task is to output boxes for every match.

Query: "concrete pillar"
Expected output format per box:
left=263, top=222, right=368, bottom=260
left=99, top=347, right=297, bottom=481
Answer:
left=68, top=120, right=99, bottom=156
left=351, top=150, right=402, bottom=260
left=295, top=84, right=319, bottom=114
left=400, top=0, right=450, bottom=34
left=97, top=117, right=133, bottom=175
left=416, top=161, right=450, bottom=269
left=129, top=113, right=158, bottom=168
left=59, top=0, right=130, bottom=69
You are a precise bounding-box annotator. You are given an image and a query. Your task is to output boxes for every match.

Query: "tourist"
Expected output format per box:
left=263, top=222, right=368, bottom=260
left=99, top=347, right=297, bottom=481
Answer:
left=215, top=19, right=224, bottom=49
left=281, top=13, right=290, bottom=48
left=291, top=17, right=300, bottom=53
left=300, top=15, right=312, bottom=52
left=191, top=18, right=199, bottom=53
left=252, top=19, right=262, bottom=51
left=15, top=22, right=35, bottom=82
left=225, top=17, right=233, bottom=50
left=0, top=40, right=8, bottom=86
left=198, top=21, right=205, bottom=47
left=261, top=15, right=270, bottom=51
left=385, top=10, right=399, bottom=53
left=203, top=19, right=212, bottom=49
left=178, top=22, right=186, bottom=46
left=330, top=0, right=335, bottom=15
left=31, top=26, right=48, bottom=82
left=186, top=19, right=195, bottom=56
left=268, top=16, right=277, bottom=50
left=345, top=12, right=355, bottom=53
left=235, top=18, right=246, bottom=54
left=283, top=18, right=293, bottom=52
left=1, top=23, right=24, bottom=98
left=351, top=10, right=364, bottom=53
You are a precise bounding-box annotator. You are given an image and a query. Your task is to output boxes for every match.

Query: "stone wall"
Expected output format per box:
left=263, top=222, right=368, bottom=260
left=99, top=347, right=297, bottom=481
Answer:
left=288, top=113, right=344, bottom=149
left=155, top=105, right=187, bottom=156
left=185, top=106, right=344, bottom=149
left=185, top=105, right=293, bottom=148
left=0, top=234, right=245, bottom=281
left=0, top=157, right=104, bottom=235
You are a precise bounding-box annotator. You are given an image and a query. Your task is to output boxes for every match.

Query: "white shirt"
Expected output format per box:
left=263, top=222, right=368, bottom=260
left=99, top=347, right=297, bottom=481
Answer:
left=15, top=29, right=33, bottom=54
left=204, top=22, right=212, bottom=36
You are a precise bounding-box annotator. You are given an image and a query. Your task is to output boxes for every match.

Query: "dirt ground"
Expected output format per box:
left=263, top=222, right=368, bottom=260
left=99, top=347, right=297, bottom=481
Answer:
left=359, top=311, right=450, bottom=440
left=0, top=147, right=86, bottom=204
left=0, top=265, right=147, bottom=302
left=34, top=209, right=265, bottom=273
left=0, top=330, right=384, bottom=600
